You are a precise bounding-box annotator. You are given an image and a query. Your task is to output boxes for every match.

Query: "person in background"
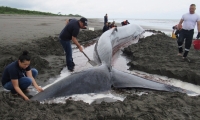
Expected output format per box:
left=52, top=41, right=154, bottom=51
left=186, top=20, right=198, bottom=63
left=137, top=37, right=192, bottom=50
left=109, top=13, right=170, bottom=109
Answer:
left=110, top=21, right=117, bottom=28
left=177, top=4, right=200, bottom=60
left=108, top=22, right=111, bottom=29
left=172, top=24, right=182, bottom=39
left=59, top=17, right=88, bottom=71
left=121, top=20, right=130, bottom=26
left=1, top=50, right=43, bottom=100
left=104, top=14, right=108, bottom=25
left=103, top=22, right=109, bottom=33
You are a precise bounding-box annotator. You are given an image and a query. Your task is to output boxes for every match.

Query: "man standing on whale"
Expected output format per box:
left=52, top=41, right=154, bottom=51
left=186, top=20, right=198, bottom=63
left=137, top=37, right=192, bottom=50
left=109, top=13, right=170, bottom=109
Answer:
left=177, top=4, right=200, bottom=60
left=59, top=17, right=88, bottom=71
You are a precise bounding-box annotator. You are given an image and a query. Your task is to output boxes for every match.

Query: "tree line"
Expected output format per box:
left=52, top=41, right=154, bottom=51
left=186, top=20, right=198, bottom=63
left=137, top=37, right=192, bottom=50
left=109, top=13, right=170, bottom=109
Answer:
left=0, top=6, right=82, bottom=17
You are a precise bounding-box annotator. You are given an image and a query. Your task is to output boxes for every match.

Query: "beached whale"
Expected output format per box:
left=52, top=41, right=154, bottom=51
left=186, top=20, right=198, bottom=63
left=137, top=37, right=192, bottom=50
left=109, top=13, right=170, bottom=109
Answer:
left=31, top=24, right=194, bottom=101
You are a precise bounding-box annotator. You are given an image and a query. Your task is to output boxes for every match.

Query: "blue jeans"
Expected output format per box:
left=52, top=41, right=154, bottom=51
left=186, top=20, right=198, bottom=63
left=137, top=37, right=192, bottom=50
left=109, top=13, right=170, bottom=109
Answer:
left=3, top=68, right=38, bottom=94
left=60, top=39, right=75, bottom=70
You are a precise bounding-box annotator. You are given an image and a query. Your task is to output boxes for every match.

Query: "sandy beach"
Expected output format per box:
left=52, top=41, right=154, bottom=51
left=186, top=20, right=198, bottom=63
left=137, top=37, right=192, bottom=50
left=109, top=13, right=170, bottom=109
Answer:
left=0, top=15, right=200, bottom=120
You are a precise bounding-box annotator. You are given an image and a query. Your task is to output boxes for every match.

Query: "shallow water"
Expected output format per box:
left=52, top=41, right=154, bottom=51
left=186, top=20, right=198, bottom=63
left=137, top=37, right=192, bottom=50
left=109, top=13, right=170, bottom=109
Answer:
left=109, top=18, right=199, bottom=37
left=42, top=32, right=200, bottom=104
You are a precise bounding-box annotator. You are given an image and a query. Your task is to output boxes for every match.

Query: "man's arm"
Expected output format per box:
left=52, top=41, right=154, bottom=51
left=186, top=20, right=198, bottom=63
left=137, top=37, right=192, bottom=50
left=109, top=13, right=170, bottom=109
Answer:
left=197, top=21, right=200, bottom=32
left=197, top=21, right=200, bottom=39
left=26, top=70, right=43, bottom=92
left=11, top=79, right=29, bottom=100
left=178, top=19, right=184, bottom=29
left=72, top=36, right=83, bottom=52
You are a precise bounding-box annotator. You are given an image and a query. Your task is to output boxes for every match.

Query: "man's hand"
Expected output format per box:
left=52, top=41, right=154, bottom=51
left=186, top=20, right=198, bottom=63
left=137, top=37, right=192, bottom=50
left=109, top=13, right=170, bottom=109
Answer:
left=78, top=46, right=83, bottom=52
left=24, top=96, right=30, bottom=101
left=197, top=32, right=200, bottom=39
left=36, top=86, right=44, bottom=92
left=177, top=24, right=182, bottom=30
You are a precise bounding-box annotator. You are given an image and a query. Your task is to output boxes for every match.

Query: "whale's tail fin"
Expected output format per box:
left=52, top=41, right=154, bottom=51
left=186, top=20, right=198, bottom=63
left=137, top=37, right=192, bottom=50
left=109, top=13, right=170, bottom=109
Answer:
left=111, top=68, right=196, bottom=94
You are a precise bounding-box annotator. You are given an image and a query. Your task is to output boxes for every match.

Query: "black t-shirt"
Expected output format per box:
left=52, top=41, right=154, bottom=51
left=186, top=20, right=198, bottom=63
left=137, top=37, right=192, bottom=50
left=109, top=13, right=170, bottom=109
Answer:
left=59, top=19, right=80, bottom=40
left=1, top=61, right=31, bottom=86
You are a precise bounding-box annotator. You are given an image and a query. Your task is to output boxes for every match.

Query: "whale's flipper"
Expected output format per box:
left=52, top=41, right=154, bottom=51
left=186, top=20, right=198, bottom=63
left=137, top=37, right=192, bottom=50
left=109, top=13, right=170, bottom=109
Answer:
left=31, top=64, right=111, bottom=101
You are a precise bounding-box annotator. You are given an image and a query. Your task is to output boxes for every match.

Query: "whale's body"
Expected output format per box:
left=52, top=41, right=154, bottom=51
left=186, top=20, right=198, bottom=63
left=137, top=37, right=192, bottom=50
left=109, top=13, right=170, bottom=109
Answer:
left=31, top=24, right=194, bottom=101
left=94, top=24, right=144, bottom=66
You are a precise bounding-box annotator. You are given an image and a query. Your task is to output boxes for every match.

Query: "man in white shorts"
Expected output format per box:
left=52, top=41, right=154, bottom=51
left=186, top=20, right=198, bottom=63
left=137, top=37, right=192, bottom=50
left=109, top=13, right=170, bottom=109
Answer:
left=177, top=4, right=200, bottom=60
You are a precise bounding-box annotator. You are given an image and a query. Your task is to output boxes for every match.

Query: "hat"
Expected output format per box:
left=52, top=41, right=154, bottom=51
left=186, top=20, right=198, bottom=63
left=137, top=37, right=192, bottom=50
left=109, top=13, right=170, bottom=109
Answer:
left=80, top=17, right=88, bottom=26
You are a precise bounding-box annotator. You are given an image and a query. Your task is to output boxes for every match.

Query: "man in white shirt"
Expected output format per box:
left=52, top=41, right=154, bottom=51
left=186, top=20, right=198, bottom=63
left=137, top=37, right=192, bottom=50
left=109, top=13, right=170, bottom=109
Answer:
left=177, top=4, right=200, bottom=60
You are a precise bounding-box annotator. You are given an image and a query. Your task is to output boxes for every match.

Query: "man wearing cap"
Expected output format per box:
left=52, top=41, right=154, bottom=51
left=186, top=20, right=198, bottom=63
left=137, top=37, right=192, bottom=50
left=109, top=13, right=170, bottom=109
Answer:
left=59, top=17, right=88, bottom=71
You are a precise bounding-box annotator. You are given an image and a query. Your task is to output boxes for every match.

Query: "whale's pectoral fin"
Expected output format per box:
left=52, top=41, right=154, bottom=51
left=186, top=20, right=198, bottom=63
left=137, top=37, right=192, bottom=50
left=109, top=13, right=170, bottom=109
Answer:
left=111, top=68, right=195, bottom=94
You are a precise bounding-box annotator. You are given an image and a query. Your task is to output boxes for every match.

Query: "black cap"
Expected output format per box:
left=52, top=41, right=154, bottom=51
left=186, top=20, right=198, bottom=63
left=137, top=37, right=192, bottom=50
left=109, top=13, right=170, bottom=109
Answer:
left=80, top=17, right=88, bottom=26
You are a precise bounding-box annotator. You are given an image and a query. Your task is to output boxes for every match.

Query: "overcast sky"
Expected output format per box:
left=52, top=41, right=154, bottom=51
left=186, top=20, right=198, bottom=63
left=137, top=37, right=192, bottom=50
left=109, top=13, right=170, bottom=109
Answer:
left=1, top=0, right=200, bottom=19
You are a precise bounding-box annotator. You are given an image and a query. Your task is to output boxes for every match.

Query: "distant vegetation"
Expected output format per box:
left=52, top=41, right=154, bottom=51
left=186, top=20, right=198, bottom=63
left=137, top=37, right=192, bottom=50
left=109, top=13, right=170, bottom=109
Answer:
left=0, top=6, right=82, bottom=17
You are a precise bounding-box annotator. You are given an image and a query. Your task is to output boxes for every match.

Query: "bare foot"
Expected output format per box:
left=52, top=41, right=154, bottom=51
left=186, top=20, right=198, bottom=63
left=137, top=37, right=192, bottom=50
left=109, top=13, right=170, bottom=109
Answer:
left=177, top=53, right=182, bottom=56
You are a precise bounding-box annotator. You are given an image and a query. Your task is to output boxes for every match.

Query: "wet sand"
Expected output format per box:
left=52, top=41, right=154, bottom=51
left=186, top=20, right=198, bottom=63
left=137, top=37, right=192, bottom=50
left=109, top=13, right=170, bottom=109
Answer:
left=0, top=15, right=200, bottom=120
left=123, top=31, right=200, bottom=85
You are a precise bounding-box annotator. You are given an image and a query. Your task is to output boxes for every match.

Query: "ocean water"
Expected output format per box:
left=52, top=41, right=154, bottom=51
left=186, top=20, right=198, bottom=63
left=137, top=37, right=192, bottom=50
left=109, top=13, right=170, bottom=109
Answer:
left=108, top=18, right=199, bottom=37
